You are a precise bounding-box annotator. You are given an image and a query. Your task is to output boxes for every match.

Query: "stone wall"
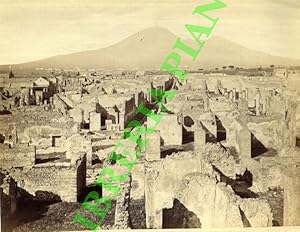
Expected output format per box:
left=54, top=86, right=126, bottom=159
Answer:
left=89, top=112, right=101, bottom=132
left=243, top=157, right=283, bottom=192
left=62, top=134, right=92, bottom=167
left=124, top=96, right=136, bottom=127
left=157, top=114, right=182, bottom=146
left=247, top=120, right=286, bottom=153
left=226, top=119, right=251, bottom=165
left=145, top=130, right=161, bottom=161
left=0, top=144, right=35, bottom=169
left=145, top=156, right=273, bottom=229
left=283, top=167, right=300, bottom=226
left=20, top=124, right=78, bottom=149
left=9, top=153, right=86, bottom=202
left=130, top=162, right=145, bottom=200
left=0, top=173, right=17, bottom=218
left=144, top=152, right=214, bottom=228
left=194, top=121, right=206, bottom=152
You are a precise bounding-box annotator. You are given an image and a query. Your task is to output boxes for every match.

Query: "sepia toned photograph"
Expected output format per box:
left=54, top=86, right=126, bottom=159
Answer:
left=0, top=0, right=300, bottom=231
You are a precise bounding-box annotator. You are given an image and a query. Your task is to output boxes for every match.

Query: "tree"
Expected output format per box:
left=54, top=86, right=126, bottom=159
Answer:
left=229, top=65, right=235, bottom=69
left=270, top=65, right=275, bottom=68
left=222, top=66, right=227, bottom=70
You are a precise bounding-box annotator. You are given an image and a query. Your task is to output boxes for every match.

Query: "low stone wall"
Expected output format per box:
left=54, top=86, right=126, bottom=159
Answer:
left=10, top=154, right=86, bottom=202
left=0, top=144, right=35, bottom=169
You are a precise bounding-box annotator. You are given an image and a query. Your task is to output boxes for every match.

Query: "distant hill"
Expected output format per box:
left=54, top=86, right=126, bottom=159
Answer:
left=3, top=27, right=300, bottom=71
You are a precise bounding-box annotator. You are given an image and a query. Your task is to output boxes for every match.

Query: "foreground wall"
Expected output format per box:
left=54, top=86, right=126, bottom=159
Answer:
left=9, top=154, right=86, bottom=202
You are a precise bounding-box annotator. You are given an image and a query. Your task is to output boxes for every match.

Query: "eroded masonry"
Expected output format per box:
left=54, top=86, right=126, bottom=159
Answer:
left=0, top=67, right=300, bottom=231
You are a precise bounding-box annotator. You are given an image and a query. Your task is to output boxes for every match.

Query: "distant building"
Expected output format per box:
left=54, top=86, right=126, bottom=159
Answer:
left=136, top=70, right=145, bottom=77
left=32, top=77, right=56, bottom=105
left=274, top=68, right=288, bottom=78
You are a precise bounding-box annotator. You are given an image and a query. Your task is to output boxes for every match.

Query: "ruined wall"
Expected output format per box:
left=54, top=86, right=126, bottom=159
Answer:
left=283, top=165, right=300, bottom=226
left=76, top=153, right=87, bottom=199
left=130, top=162, right=145, bottom=200
left=268, top=95, right=287, bottom=115
left=89, top=111, right=101, bottom=132
left=208, top=97, right=235, bottom=112
left=157, top=114, right=182, bottom=146
left=69, top=108, right=84, bottom=123
left=176, top=174, right=272, bottom=228
left=0, top=173, right=17, bottom=218
left=201, top=143, right=237, bottom=178
left=226, top=119, right=251, bottom=162
left=10, top=154, right=86, bottom=202
left=56, top=134, right=92, bottom=167
left=144, top=152, right=213, bottom=228
left=194, top=122, right=206, bottom=152
left=0, top=144, right=35, bottom=169
left=22, top=126, right=63, bottom=147
left=247, top=120, right=286, bottom=152
left=53, top=95, right=68, bottom=114
left=243, top=157, right=283, bottom=192
left=145, top=130, right=161, bottom=161
left=144, top=151, right=273, bottom=229
left=199, top=113, right=217, bottom=140
left=124, top=96, right=136, bottom=127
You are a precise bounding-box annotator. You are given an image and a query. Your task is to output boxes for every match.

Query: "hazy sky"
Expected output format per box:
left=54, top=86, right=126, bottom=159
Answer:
left=0, top=0, right=299, bottom=64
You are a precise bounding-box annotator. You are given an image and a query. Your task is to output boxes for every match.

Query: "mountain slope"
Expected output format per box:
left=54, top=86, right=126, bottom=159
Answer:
left=12, top=27, right=300, bottom=70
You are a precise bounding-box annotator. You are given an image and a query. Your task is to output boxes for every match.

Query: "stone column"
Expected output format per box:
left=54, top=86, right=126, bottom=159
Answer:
left=50, top=97, right=53, bottom=105
left=147, top=88, right=152, bottom=103
left=229, top=91, right=233, bottom=100
left=262, top=98, right=267, bottom=115
left=241, top=90, right=246, bottom=99
left=255, top=91, right=261, bottom=116
left=24, top=89, right=30, bottom=105
left=35, top=95, right=40, bottom=106
left=119, top=112, right=125, bottom=131
left=203, top=95, right=209, bottom=112
left=89, top=112, right=101, bottom=132
left=214, top=84, right=219, bottom=94
left=20, top=96, right=24, bottom=107
left=145, top=168, right=162, bottom=229
left=232, top=88, right=236, bottom=100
